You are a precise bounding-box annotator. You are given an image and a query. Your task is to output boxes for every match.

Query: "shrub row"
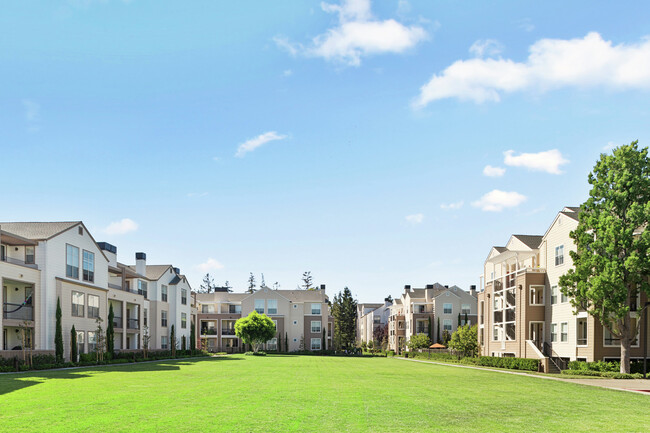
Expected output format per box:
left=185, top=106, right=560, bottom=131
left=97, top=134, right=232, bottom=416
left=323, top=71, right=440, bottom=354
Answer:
left=245, top=351, right=267, bottom=356
left=477, top=356, right=539, bottom=371
left=567, top=360, right=645, bottom=375
left=561, top=369, right=643, bottom=379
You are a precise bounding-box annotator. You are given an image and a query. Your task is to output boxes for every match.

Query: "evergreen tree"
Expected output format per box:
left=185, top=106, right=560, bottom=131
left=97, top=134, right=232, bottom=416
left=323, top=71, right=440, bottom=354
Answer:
left=55, top=297, right=63, bottom=363
left=322, top=328, right=326, bottom=351
left=277, top=333, right=282, bottom=352
left=170, top=325, right=176, bottom=357
left=70, top=325, right=78, bottom=363
left=457, top=312, right=461, bottom=328
left=436, top=317, right=441, bottom=344
left=427, top=317, right=432, bottom=341
left=285, top=332, right=289, bottom=352
left=190, top=321, right=196, bottom=352
left=332, top=287, right=357, bottom=350
left=247, top=273, right=256, bottom=293
left=181, top=335, right=187, bottom=351
left=200, top=273, right=216, bottom=293
left=107, top=303, right=115, bottom=359
left=464, top=312, right=469, bottom=326
left=301, top=271, right=314, bottom=290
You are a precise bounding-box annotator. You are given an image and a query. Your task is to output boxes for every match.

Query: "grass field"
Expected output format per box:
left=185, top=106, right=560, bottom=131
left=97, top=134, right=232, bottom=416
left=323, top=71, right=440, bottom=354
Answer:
left=1, top=355, right=648, bottom=432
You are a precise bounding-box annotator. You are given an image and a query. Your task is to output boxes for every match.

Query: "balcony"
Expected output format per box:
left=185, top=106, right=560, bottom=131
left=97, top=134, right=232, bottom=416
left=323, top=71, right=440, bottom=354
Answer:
left=113, top=316, right=123, bottom=328
left=3, top=303, right=34, bottom=321
left=1, top=254, right=38, bottom=270
left=222, top=328, right=236, bottom=336
left=127, top=318, right=139, bottom=329
left=201, top=328, right=218, bottom=336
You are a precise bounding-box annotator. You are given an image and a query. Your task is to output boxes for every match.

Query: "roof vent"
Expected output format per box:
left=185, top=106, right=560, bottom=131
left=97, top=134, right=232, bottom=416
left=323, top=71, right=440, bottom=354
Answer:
left=135, top=252, right=146, bottom=261
left=425, top=284, right=433, bottom=289
left=97, top=242, right=117, bottom=254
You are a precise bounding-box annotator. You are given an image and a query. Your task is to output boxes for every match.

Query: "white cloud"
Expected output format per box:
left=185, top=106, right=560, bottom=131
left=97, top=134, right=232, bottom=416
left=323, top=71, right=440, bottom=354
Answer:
left=440, top=201, right=464, bottom=210
left=405, top=213, right=424, bottom=224
left=603, top=141, right=618, bottom=151
left=275, top=0, right=428, bottom=67
left=195, top=258, right=225, bottom=273
left=469, top=39, right=503, bottom=58
left=472, top=190, right=527, bottom=212
left=414, top=32, right=650, bottom=107
left=504, top=149, right=568, bottom=174
left=483, top=165, right=506, bottom=177
left=235, top=131, right=288, bottom=157
left=103, top=218, right=138, bottom=235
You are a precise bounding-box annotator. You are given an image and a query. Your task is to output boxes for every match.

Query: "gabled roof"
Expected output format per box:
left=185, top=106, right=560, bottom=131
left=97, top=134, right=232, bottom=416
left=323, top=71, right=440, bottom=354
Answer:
left=560, top=206, right=580, bottom=221
left=127, top=264, right=172, bottom=281
left=0, top=222, right=81, bottom=240
left=512, top=234, right=543, bottom=249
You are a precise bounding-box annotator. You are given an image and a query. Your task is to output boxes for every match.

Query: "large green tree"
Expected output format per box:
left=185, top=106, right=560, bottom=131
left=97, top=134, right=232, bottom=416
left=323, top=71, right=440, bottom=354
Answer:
left=447, top=325, right=479, bottom=358
left=559, top=141, right=650, bottom=373
left=407, top=333, right=431, bottom=350
left=331, top=287, right=357, bottom=350
left=234, top=311, right=276, bottom=352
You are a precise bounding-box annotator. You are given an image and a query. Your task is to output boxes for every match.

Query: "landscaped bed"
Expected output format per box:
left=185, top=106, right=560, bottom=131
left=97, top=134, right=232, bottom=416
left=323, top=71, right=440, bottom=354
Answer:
left=0, top=354, right=648, bottom=432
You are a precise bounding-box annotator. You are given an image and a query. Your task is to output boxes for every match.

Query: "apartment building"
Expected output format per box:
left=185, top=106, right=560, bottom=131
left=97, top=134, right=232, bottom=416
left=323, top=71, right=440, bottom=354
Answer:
left=357, top=299, right=392, bottom=344
left=195, top=285, right=333, bottom=353
left=478, top=206, right=649, bottom=367
left=388, top=283, right=478, bottom=353
left=0, top=222, right=192, bottom=360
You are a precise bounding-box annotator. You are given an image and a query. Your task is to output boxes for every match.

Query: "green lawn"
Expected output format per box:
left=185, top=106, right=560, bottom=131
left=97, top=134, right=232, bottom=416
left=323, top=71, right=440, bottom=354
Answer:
left=0, top=355, right=648, bottom=432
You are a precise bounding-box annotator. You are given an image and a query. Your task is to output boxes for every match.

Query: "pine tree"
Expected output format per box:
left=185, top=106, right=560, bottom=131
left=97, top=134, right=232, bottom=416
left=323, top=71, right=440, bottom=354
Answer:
left=55, top=297, right=63, bottom=363
left=301, top=271, right=313, bottom=290
left=200, top=273, right=216, bottom=293
left=181, top=335, right=187, bottom=352
left=107, top=303, right=115, bottom=359
left=332, top=287, right=357, bottom=350
left=247, top=273, right=256, bottom=293
left=70, top=325, right=78, bottom=363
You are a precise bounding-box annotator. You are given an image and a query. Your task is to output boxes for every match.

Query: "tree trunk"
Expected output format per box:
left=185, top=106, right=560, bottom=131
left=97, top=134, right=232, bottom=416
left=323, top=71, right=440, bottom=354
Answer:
left=620, top=336, right=631, bottom=374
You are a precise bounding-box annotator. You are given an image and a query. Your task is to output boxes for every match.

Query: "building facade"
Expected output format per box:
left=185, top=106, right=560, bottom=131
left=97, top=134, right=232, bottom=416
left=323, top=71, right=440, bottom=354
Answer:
left=356, top=299, right=392, bottom=345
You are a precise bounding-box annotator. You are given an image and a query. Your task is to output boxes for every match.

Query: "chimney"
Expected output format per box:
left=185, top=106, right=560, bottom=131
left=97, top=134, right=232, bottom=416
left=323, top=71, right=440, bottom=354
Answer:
left=444, top=285, right=449, bottom=289
left=470, top=285, right=477, bottom=297
left=174, top=267, right=181, bottom=275
left=320, top=284, right=326, bottom=290
left=404, top=285, right=411, bottom=293
left=384, top=297, right=392, bottom=306
left=98, top=242, right=117, bottom=267
left=135, top=252, right=146, bottom=276
left=425, top=284, right=433, bottom=289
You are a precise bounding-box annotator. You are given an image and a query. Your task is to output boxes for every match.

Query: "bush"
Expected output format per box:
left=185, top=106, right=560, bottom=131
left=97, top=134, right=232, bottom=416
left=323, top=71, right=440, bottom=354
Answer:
left=387, top=350, right=395, bottom=357
left=245, top=351, right=267, bottom=356
left=562, top=369, right=643, bottom=379
left=478, top=356, right=539, bottom=371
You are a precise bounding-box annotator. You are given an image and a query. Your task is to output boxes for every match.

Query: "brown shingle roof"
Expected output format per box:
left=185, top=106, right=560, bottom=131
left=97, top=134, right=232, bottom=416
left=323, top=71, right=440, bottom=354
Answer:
left=0, top=221, right=80, bottom=240
left=512, top=234, right=543, bottom=249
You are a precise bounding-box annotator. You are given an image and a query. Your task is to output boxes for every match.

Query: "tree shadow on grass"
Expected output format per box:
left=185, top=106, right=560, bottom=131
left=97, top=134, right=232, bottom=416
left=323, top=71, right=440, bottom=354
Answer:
left=0, top=356, right=240, bottom=397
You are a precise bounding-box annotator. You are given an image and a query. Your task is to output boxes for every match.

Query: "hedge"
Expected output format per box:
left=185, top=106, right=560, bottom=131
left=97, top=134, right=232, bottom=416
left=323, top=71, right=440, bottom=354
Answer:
left=567, top=360, right=645, bottom=374
left=477, top=356, right=539, bottom=371
left=561, top=369, right=643, bottom=379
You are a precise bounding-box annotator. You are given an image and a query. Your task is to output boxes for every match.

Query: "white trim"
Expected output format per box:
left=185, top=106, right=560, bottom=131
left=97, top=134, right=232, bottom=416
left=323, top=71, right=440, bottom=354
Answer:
left=528, top=285, right=545, bottom=306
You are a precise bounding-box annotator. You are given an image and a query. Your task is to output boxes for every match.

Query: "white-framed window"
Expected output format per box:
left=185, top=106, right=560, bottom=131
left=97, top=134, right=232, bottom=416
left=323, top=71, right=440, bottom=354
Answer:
left=310, top=338, right=321, bottom=350
left=492, top=324, right=501, bottom=341
left=181, top=312, right=187, bottom=329
left=311, top=303, right=321, bottom=315
left=76, top=331, right=85, bottom=357
left=138, top=280, right=148, bottom=298
left=82, top=250, right=94, bottom=283
left=267, top=299, right=278, bottom=315
left=560, top=322, right=568, bottom=342
left=443, top=303, right=452, bottom=314
left=254, top=299, right=265, bottom=314
left=550, top=286, right=558, bottom=305
left=87, top=294, right=99, bottom=318
left=25, top=246, right=35, bottom=264
left=461, top=304, right=470, bottom=315
left=443, top=319, right=452, bottom=332
left=88, top=331, right=97, bottom=352
left=161, top=336, right=168, bottom=349
left=202, top=304, right=215, bottom=313
left=161, top=285, right=168, bottom=302
left=577, top=318, right=587, bottom=346
left=555, top=245, right=564, bottom=266
left=550, top=323, right=557, bottom=342
left=161, top=310, right=168, bottom=327
left=529, top=285, right=545, bottom=305
left=604, top=326, right=619, bottom=346
left=181, top=289, right=187, bottom=305
left=311, top=321, right=321, bottom=333
left=72, top=291, right=84, bottom=317
left=66, top=245, right=79, bottom=279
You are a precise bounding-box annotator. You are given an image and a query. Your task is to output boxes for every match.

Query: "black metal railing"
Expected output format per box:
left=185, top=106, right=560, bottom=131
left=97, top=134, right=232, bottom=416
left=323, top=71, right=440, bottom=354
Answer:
left=543, top=342, right=568, bottom=370
left=113, top=317, right=123, bottom=328
left=3, top=303, right=34, bottom=320
left=222, top=329, right=236, bottom=335
left=127, top=318, right=139, bottom=329
left=0, top=255, right=38, bottom=269
left=201, top=328, right=218, bottom=335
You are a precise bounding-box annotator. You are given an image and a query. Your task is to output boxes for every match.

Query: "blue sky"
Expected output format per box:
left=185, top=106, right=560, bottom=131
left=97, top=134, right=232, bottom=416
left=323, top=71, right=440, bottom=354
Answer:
left=2, top=0, right=650, bottom=302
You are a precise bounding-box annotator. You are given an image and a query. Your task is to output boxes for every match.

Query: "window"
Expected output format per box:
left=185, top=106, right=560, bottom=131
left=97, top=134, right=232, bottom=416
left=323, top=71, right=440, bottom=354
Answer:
left=604, top=327, right=619, bottom=346
left=577, top=318, right=587, bottom=346
left=161, top=336, right=168, bottom=349
left=82, top=250, right=94, bottom=283
left=144, top=308, right=148, bottom=326
left=443, top=319, right=452, bottom=332
left=551, top=323, right=557, bottom=342
left=529, top=286, right=545, bottom=305
left=66, top=245, right=79, bottom=279
left=181, top=289, right=187, bottom=305
left=161, top=285, right=168, bottom=302
left=161, top=310, right=168, bottom=327
left=461, top=304, right=470, bottom=315
left=25, top=246, right=35, bottom=264
left=561, top=290, right=568, bottom=303
left=443, top=303, right=452, bottom=314
left=138, top=280, right=148, bottom=298
left=555, top=245, right=564, bottom=266
left=202, top=304, right=215, bottom=313
left=560, top=322, right=568, bottom=342
left=311, top=303, right=321, bottom=315
left=492, top=324, right=501, bottom=341
left=229, top=304, right=241, bottom=314
left=88, top=331, right=96, bottom=352
left=267, top=299, right=278, bottom=315
left=72, top=291, right=84, bottom=317
left=266, top=338, right=278, bottom=351
left=311, top=321, right=321, bottom=333
left=87, top=294, right=99, bottom=318
left=551, top=286, right=558, bottom=305
left=181, top=312, right=187, bottom=329
left=254, top=299, right=265, bottom=314
left=310, top=338, right=321, bottom=350
left=76, top=331, right=85, bottom=357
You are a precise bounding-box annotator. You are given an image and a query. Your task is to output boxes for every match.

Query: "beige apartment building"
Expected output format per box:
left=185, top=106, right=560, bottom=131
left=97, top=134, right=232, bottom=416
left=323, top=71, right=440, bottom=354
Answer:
left=195, top=285, right=333, bottom=353
left=388, top=283, right=478, bottom=353
left=478, top=207, right=649, bottom=370
left=356, top=299, right=392, bottom=345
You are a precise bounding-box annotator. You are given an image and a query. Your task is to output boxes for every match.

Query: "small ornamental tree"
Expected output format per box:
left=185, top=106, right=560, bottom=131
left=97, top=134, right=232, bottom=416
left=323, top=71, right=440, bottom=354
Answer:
left=559, top=141, right=650, bottom=374
left=142, top=325, right=150, bottom=359
left=234, top=311, right=276, bottom=352
left=70, top=325, right=78, bottom=363
left=407, top=333, right=431, bottom=350
left=95, top=317, right=105, bottom=362
left=322, top=328, right=326, bottom=351
left=107, top=304, right=115, bottom=359
left=55, top=297, right=64, bottom=363
left=277, top=333, right=282, bottom=352
left=447, top=325, right=479, bottom=359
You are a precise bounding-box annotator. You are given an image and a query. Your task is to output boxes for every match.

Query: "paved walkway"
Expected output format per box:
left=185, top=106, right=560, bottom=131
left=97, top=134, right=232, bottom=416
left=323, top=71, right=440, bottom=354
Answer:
left=393, top=356, right=650, bottom=395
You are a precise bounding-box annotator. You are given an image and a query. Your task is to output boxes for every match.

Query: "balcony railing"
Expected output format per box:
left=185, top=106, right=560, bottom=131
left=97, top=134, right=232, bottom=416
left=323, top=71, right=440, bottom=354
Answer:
left=222, top=329, right=236, bottom=336
left=3, top=303, right=34, bottom=321
left=201, top=328, right=218, bottom=335
left=113, top=317, right=123, bottom=328
left=127, top=318, right=139, bottom=329
left=0, top=255, right=38, bottom=269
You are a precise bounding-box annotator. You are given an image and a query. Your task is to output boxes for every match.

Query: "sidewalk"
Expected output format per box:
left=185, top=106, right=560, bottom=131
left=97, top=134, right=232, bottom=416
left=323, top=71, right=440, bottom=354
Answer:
left=393, top=356, right=650, bottom=395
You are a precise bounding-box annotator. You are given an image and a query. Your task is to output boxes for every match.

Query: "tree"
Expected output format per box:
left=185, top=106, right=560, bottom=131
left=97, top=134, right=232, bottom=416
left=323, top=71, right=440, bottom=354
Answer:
left=200, top=273, right=216, bottom=293
left=107, top=304, right=115, bottom=359
left=457, top=312, right=461, bottom=328
left=224, top=281, right=233, bottom=292
left=234, top=311, right=276, bottom=352
left=442, top=329, right=451, bottom=345
left=301, top=271, right=313, bottom=290
left=559, top=141, right=650, bottom=374
left=142, top=325, right=151, bottom=359
left=55, top=297, right=63, bottom=363
left=285, top=332, right=289, bottom=352
left=277, top=333, right=282, bottom=352
left=19, top=321, right=33, bottom=367
left=436, top=317, right=441, bottom=344
left=94, top=317, right=105, bottom=362
left=373, top=323, right=387, bottom=344
left=464, top=312, right=469, bottom=326
left=322, top=328, right=327, bottom=351
left=273, top=281, right=281, bottom=290
left=170, top=325, right=176, bottom=357
left=260, top=273, right=266, bottom=288
left=447, top=325, right=479, bottom=358
left=70, top=325, right=78, bottom=363
left=407, top=333, right=431, bottom=350
left=331, top=287, right=357, bottom=350
left=190, top=322, right=196, bottom=352
left=299, top=335, right=305, bottom=351
left=181, top=335, right=186, bottom=351
left=247, top=273, right=256, bottom=293
left=427, top=317, right=433, bottom=341
left=386, top=294, right=393, bottom=303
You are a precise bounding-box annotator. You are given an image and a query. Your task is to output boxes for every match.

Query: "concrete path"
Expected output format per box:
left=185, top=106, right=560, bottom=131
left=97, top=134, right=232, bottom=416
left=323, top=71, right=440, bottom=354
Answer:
left=393, top=356, right=650, bottom=395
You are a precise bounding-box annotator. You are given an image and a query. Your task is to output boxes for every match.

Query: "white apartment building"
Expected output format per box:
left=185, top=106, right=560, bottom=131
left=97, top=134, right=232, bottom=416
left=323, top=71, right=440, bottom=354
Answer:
left=357, top=299, right=392, bottom=344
